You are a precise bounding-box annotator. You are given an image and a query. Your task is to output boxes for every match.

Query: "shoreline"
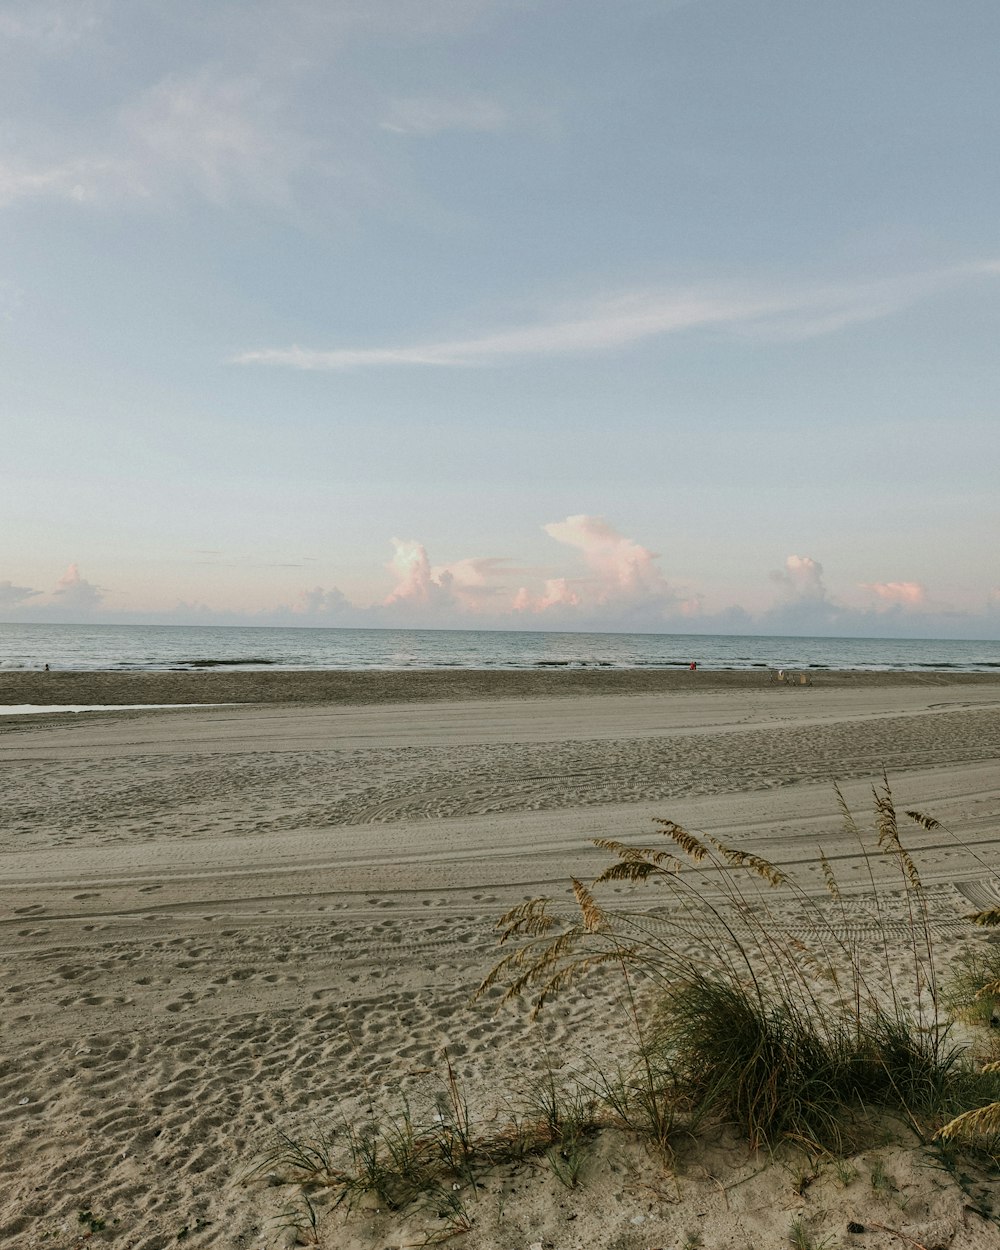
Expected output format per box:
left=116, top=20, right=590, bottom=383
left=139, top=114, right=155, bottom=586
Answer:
left=3, top=665, right=1000, bottom=707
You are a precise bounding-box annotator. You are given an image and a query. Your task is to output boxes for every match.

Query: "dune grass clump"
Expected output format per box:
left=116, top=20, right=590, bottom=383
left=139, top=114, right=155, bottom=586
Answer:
left=246, top=1052, right=602, bottom=1232
left=253, top=777, right=1000, bottom=1243
left=935, top=909, right=1000, bottom=1146
left=479, top=776, right=1000, bottom=1155
left=653, top=976, right=853, bottom=1151
left=943, top=944, right=1000, bottom=1028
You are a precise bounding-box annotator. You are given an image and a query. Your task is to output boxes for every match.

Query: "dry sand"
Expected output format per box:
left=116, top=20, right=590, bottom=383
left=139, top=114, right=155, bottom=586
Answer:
left=2, top=671, right=1000, bottom=1249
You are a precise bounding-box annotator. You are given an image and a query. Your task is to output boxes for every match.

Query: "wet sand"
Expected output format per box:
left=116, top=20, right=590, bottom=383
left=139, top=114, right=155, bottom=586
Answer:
left=4, top=664, right=1000, bottom=710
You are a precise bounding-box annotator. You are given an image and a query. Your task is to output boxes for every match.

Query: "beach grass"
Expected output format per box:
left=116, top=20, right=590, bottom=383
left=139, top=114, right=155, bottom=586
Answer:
left=477, top=778, right=1000, bottom=1146
left=252, top=777, right=1000, bottom=1241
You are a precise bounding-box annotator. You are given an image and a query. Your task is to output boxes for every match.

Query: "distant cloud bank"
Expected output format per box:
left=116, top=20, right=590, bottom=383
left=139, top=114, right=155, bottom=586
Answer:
left=5, top=518, right=999, bottom=640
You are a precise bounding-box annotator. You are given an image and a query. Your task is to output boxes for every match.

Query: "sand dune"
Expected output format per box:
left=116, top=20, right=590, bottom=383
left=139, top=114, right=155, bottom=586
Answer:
left=2, top=674, right=1000, bottom=1249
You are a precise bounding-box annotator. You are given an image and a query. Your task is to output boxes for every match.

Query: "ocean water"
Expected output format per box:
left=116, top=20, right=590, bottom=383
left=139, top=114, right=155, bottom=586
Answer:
left=0, top=622, right=997, bottom=673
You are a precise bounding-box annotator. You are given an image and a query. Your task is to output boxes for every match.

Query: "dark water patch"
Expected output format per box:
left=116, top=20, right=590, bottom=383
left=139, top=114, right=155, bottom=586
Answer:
left=533, top=659, right=619, bottom=667
left=178, top=658, right=278, bottom=668
left=629, top=659, right=692, bottom=667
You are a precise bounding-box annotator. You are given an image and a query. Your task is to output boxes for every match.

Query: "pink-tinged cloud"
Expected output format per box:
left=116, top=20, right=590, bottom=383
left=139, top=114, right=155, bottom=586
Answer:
left=384, top=541, right=512, bottom=612
left=771, top=554, right=827, bottom=601
left=678, top=594, right=705, bottom=617
left=513, top=577, right=581, bottom=613
left=384, top=519, right=677, bottom=619
left=53, top=563, right=104, bottom=609
left=384, top=539, right=437, bottom=605
left=541, top=514, right=673, bottom=604
left=860, top=580, right=927, bottom=607
left=435, top=557, right=513, bottom=610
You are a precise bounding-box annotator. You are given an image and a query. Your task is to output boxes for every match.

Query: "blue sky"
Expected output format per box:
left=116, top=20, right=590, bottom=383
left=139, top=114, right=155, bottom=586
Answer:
left=2, top=0, right=999, bottom=638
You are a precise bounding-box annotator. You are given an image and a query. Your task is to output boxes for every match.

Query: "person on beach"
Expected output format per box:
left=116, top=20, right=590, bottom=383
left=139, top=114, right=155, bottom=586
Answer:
left=689, top=661, right=697, bottom=670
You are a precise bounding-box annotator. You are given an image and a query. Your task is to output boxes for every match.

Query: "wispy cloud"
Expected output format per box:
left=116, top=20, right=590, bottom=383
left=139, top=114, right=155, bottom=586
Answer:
left=123, top=72, right=309, bottom=208
left=233, top=262, right=1000, bottom=370
left=0, top=154, right=137, bottom=208
left=0, top=1, right=100, bottom=49
left=0, top=1, right=515, bottom=214
left=380, top=94, right=508, bottom=136
left=0, top=71, right=311, bottom=210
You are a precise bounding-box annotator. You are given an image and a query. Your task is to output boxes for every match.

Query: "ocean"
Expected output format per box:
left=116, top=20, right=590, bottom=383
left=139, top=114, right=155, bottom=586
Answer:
left=0, top=622, right=997, bottom=673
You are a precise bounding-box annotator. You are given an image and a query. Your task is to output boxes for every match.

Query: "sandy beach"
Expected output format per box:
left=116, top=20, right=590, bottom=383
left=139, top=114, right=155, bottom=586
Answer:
left=3, top=671, right=1000, bottom=1249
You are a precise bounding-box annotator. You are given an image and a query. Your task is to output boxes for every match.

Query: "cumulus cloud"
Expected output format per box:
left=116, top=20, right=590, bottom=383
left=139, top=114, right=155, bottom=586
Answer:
left=7, top=536, right=998, bottom=639
left=760, top=553, right=847, bottom=633
left=53, top=563, right=104, bottom=610
left=770, top=554, right=828, bottom=601
left=509, top=514, right=684, bottom=621
left=293, top=586, right=353, bottom=617
left=512, top=577, right=580, bottom=613
left=383, top=540, right=514, bottom=613
left=384, top=538, right=439, bottom=606
left=859, top=580, right=927, bottom=607
left=381, top=519, right=681, bottom=622
left=761, top=557, right=953, bottom=635
left=0, top=579, right=41, bottom=610
left=434, top=557, right=514, bottom=610
left=543, top=514, right=673, bottom=603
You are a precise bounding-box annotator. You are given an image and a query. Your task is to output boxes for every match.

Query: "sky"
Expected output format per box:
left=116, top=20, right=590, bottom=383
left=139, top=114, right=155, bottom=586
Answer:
left=2, top=0, right=999, bottom=639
